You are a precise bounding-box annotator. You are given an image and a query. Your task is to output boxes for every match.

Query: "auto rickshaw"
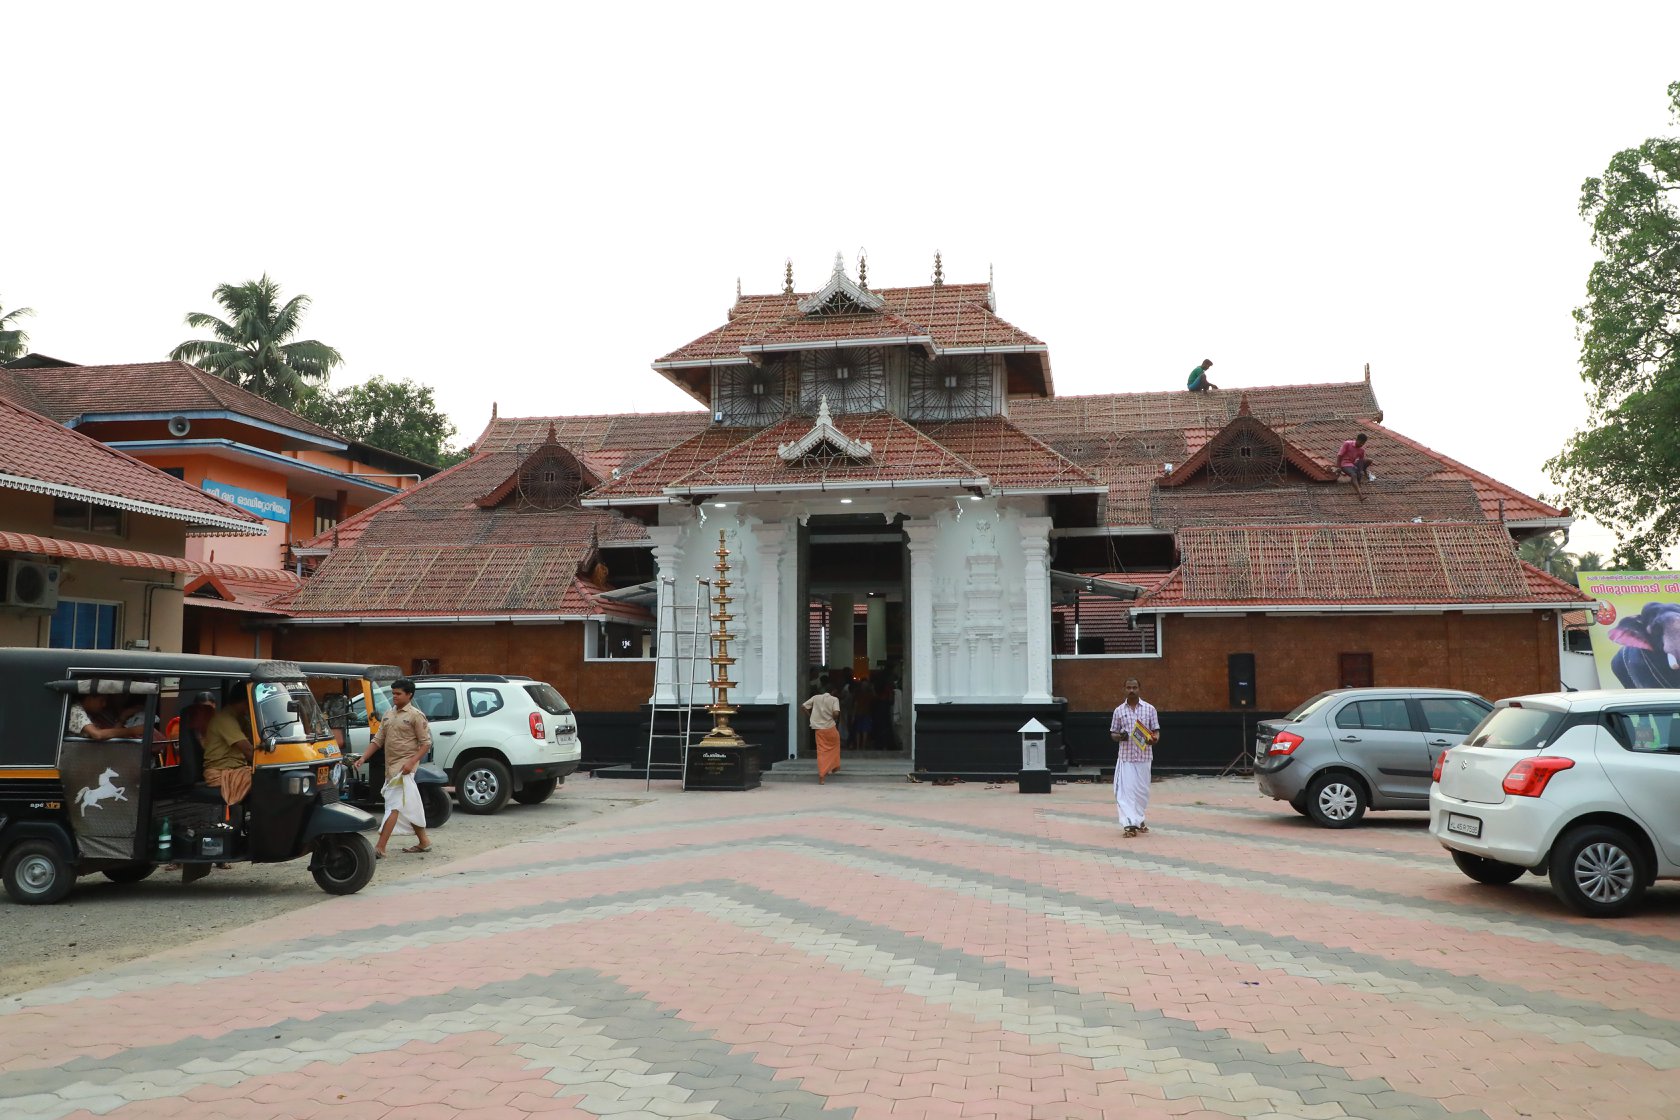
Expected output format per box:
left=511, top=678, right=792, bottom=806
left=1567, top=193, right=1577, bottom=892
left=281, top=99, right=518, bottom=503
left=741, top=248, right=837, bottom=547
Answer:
left=298, top=660, right=453, bottom=828
left=0, top=648, right=379, bottom=905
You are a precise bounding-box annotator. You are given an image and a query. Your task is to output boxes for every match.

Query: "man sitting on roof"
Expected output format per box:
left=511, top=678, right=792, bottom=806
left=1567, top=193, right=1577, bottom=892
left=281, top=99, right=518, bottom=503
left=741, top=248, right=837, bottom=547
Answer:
left=1338, top=432, right=1375, bottom=500
left=201, top=688, right=256, bottom=807
left=1187, top=358, right=1217, bottom=392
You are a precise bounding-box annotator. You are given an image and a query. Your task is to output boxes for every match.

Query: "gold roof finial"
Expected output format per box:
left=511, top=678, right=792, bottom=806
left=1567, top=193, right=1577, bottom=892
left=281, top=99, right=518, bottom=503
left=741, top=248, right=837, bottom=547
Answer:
left=857, top=248, right=868, bottom=290
left=783, top=258, right=794, bottom=296
left=933, top=250, right=944, bottom=288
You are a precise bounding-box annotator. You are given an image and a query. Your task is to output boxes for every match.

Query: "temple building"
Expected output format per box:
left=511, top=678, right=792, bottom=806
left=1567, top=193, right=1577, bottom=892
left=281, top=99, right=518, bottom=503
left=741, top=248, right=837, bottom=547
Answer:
left=268, top=256, right=1593, bottom=773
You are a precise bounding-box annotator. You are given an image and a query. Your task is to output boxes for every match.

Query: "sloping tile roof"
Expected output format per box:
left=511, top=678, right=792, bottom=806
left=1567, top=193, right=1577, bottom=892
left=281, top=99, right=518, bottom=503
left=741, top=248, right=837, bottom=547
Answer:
left=914, top=418, right=1101, bottom=492
left=183, top=571, right=302, bottom=616
left=0, top=530, right=293, bottom=582
left=1009, top=380, right=1382, bottom=439
left=0, top=361, right=343, bottom=443
left=471, top=410, right=710, bottom=459
left=1132, top=523, right=1595, bottom=610
left=1157, top=405, right=1337, bottom=488
left=1151, top=479, right=1487, bottom=531
left=0, top=396, right=262, bottom=534
left=273, top=543, right=618, bottom=618
left=584, top=427, right=758, bottom=500
left=1359, top=420, right=1566, bottom=523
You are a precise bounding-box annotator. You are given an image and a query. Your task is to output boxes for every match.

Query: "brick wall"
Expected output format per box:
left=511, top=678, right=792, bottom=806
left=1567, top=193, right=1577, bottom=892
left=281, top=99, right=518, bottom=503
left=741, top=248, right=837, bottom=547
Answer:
left=1053, top=611, right=1562, bottom=711
left=275, top=622, right=653, bottom=710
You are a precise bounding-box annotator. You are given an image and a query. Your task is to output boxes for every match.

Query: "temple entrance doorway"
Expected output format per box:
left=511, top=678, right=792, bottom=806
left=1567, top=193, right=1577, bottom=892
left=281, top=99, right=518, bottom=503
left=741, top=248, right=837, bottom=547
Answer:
left=800, top=515, right=908, bottom=759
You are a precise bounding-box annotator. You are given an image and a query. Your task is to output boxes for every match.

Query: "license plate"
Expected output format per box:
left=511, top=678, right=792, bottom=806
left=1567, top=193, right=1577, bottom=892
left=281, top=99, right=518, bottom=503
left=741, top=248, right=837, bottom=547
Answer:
left=1447, top=812, right=1482, bottom=838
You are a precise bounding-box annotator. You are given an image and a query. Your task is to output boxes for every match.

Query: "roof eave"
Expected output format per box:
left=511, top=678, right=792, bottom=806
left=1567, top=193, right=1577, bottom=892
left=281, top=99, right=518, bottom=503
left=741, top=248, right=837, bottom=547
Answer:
left=1133, top=600, right=1599, bottom=615
left=0, top=471, right=265, bottom=536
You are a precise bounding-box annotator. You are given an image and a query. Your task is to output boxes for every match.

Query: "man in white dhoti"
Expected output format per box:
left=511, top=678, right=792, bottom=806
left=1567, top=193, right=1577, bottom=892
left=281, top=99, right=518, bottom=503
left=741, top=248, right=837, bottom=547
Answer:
left=357, top=677, right=434, bottom=858
left=1109, top=677, right=1160, bottom=839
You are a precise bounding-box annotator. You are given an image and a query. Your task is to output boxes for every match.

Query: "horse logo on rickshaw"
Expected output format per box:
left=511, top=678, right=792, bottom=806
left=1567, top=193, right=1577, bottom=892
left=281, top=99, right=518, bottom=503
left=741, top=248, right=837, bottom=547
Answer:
left=74, top=768, right=128, bottom=817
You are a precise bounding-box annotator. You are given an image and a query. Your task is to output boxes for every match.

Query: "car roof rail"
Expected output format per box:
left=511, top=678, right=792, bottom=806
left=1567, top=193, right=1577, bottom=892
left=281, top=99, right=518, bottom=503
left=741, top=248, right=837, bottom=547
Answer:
left=409, top=673, right=512, bottom=683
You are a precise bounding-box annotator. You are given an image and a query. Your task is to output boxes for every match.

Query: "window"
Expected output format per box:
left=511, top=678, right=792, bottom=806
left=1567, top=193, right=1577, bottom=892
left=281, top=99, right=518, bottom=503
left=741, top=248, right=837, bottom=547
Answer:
left=1563, top=629, right=1594, bottom=654
left=523, top=684, right=571, bottom=714
left=161, top=467, right=186, bottom=480
left=1418, top=697, right=1491, bottom=735
left=1051, top=588, right=1161, bottom=658
left=1338, top=653, right=1373, bottom=689
left=314, top=497, right=342, bottom=537
left=586, top=619, right=655, bottom=661
left=1335, top=699, right=1411, bottom=731
left=1466, top=705, right=1563, bottom=750
left=466, top=688, right=504, bottom=718
left=49, top=600, right=119, bottom=649
left=413, top=687, right=458, bottom=722
left=410, top=657, right=441, bottom=675
left=1605, top=709, right=1680, bottom=754
left=53, top=498, right=123, bottom=536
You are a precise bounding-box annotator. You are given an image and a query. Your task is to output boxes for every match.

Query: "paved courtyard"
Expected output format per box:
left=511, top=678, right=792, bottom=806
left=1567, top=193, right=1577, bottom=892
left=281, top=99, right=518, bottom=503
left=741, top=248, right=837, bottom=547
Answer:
left=5, top=774, right=1680, bottom=1119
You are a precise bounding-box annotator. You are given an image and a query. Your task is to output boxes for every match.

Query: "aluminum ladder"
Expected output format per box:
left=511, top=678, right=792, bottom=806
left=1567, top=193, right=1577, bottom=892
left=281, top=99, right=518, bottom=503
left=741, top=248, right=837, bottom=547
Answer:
left=643, top=575, right=712, bottom=790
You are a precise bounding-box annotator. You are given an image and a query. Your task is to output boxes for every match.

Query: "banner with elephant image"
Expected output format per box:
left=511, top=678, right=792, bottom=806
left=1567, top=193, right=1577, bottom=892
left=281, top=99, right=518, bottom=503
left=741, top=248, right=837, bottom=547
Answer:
left=1577, top=571, right=1680, bottom=689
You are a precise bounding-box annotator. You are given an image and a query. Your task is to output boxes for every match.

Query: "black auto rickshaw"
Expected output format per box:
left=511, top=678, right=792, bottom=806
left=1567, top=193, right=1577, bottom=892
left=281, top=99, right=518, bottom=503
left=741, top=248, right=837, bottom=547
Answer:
left=0, top=648, right=379, bottom=905
left=298, top=660, right=453, bottom=828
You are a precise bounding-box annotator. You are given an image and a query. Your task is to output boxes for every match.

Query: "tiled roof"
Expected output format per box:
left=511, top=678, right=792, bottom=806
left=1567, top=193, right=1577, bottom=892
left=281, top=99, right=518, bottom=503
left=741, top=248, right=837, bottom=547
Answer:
left=471, top=411, right=710, bottom=460
left=583, top=427, right=755, bottom=501
left=0, top=530, right=292, bottom=582
left=1157, top=405, right=1337, bottom=488
left=0, top=361, right=343, bottom=443
left=0, top=396, right=262, bottom=534
left=275, top=543, right=613, bottom=618
left=1132, top=523, right=1595, bottom=610
left=1010, top=380, right=1382, bottom=439
left=183, top=571, right=302, bottom=616
left=1151, top=479, right=1487, bottom=531
left=914, top=418, right=1101, bottom=492
left=1360, top=420, right=1566, bottom=523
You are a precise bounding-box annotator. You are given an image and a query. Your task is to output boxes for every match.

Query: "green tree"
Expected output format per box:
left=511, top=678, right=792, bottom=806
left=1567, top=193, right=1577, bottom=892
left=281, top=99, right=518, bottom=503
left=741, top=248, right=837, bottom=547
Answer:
left=298, top=376, right=462, bottom=467
left=0, top=296, right=34, bottom=363
left=1574, top=550, right=1606, bottom=574
left=1548, top=82, right=1680, bottom=563
left=170, top=275, right=342, bottom=408
left=1519, top=532, right=1571, bottom=578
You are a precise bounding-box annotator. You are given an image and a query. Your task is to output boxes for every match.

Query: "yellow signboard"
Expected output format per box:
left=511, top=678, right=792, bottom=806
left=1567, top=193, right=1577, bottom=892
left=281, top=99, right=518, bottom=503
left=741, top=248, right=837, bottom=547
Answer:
left=1576, top=571, right=1680, bottom=689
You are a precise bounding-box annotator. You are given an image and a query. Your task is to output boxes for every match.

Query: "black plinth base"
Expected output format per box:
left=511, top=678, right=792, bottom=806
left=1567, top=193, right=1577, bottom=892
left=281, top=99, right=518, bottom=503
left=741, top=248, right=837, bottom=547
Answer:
left=684, top=741, right=762, bottom=791
left=1017, top=769, right=1053, bottom=794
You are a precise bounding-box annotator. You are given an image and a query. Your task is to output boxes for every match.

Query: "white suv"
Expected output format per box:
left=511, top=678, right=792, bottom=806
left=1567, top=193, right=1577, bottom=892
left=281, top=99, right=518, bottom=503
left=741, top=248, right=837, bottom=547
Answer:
left=349, top=674, right=582, bottom=815
left=1430, top=689, right=1680, bottom=917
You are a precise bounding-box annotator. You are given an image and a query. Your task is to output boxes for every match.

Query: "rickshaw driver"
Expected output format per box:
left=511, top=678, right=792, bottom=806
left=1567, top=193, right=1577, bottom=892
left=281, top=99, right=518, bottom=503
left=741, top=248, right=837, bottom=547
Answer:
left=201, top=688, right=256, bottom=806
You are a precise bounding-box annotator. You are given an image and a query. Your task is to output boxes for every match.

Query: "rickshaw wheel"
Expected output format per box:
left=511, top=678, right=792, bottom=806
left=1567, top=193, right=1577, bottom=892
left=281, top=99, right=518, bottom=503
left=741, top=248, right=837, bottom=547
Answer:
left=420, top=784, right=453, bottom=828
left=102, top=864, right=156, bottom=884
left=312, top=834, right=376, bottom=896
left=4, top=841, right=74, bottom=905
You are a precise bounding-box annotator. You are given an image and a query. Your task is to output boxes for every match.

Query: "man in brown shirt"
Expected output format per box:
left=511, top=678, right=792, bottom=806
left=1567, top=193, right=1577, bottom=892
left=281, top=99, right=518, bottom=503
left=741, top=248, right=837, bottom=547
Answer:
left=358, top=677, right=433, bottom=857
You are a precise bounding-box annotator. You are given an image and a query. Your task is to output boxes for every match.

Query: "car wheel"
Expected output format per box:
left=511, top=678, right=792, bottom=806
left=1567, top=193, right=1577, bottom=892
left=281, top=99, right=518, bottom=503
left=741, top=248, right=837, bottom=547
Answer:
left=101, top=864, right=156, bottom=885
left=3, top=841, right=74, bottom=905
left=312, top=834, right=376, bottom=896
left=455, top=758, right=513, bottom=815
left=512, top=778, right=557, bottom=805
left=1305, top=773, right=1367, bottom=829
left=420, top=784, right=453, bottom=828
left=1549, top=825, right=1647, bottom=917
left=1450, top=850, right=1525, bottom=885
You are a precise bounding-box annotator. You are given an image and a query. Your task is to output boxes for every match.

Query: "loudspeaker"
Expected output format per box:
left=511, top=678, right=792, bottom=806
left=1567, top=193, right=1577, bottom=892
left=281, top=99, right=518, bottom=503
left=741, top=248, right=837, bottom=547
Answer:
left=1228, top=652, right=1256, bottom=709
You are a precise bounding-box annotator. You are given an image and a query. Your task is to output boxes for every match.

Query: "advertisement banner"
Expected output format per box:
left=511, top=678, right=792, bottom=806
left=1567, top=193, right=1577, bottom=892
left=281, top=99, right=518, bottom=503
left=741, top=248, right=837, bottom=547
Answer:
left=1576, top=571, right=1680, bottom=689
left=201, top=479, right=291, bottom=523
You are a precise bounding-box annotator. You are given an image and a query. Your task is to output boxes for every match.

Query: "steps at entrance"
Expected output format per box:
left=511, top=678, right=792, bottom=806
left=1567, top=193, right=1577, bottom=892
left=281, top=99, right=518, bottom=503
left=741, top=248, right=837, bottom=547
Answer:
left=763, top=755, right=913, bottom=784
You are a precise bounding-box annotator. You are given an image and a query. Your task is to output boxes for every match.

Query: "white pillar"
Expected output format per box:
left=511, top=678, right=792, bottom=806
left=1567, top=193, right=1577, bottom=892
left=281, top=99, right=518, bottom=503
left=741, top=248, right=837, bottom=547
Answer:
left=867, top=596, right=888, bottom=671
left=752, top=520, right=791, bottom=704
left=830, top=593, right=854, bottom=674
left=1020, top=516, right=1053, bottom=703
left=905, top=521, right=939, bottom=703
left=647, top=524, right=685, bottom=705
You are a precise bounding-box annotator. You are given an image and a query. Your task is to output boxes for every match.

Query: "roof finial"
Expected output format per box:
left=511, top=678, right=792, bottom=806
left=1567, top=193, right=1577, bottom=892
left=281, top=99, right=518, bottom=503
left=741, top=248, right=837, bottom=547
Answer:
left=833, top=250, right=845, bottom=275
left=545, top=421, right=558, bottom=444
left=735, top=276, right=742, bottom=303
left=857, top=248, right=868, bottom=290
left=1364, top=361, right=1371, bottom=383
left=491, top=401, right=498, bottom=420
left=933, top=250, right=944, bottom=287
left=783, top=258, right=794, bottom=296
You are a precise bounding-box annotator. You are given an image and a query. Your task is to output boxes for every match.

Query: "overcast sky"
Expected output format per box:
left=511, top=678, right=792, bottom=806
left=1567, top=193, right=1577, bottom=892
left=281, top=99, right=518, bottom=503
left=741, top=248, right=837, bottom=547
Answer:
left=9, top=2, right=1679, bottom=558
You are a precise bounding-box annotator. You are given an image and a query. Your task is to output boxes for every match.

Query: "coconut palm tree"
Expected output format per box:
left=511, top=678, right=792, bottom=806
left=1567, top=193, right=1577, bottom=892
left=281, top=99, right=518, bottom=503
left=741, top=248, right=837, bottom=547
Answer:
left=0, top=297, right=34, bottom=363
left=1519, top=532, right=1569, bottom=577
left=170, top=275, right=342, bottom=407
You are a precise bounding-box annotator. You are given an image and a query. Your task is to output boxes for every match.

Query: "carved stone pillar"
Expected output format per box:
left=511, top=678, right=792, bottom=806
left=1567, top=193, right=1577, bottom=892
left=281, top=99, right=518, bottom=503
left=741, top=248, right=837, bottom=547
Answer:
left=751, top=520, right=791, bottom=704
left=647, top=524, right=685, bottom=705
left=905, top=521, right=940, bottom=703
left=1019, top=516, right=1054, bottom=703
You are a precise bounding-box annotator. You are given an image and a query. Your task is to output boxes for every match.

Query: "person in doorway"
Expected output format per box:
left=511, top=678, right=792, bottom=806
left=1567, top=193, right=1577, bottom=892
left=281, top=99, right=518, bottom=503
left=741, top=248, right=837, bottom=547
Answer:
left=803, top=680, right=842, bottom=784
left=358, top=677, right=434, bottom=858
left=846, top=676, right=875, bottom=751
left=1187, top=358, right=1217, bottom=392
left=1337, top=432, right=1375, bottom=500
left=1109, top=677, right=1160, bottom=839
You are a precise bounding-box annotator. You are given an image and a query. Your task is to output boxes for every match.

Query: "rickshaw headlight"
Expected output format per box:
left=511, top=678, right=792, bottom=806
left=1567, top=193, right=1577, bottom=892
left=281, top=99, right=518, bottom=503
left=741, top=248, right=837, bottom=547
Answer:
left=283, top=771, right=316, bottom=796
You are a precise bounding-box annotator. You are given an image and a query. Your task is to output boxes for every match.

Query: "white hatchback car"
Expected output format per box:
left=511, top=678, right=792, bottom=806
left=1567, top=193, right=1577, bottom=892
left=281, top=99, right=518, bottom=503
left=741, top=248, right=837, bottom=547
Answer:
left=1430, top=689, right=1680, bottom=917
left=348, top=674, right=582, bottom=815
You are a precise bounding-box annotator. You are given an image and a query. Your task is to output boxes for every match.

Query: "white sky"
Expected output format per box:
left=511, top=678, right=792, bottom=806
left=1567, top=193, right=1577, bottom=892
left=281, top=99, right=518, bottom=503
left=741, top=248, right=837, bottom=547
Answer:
left=9, top=2, right=1679, bottom=559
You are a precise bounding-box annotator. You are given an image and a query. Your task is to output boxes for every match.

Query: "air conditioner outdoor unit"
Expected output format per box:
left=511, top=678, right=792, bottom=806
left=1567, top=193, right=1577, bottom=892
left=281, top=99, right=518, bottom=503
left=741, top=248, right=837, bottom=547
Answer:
left=4, top=559, right=61, bottom=611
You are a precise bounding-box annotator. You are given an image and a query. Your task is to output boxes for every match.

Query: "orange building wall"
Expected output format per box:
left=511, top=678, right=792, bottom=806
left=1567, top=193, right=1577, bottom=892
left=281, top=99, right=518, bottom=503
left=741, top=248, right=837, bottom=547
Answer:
left=274, top=623, right=653, bottom=711
left=1052, top=611, right=1563, bottom=711
left=185, top=612, right=275, bottom=659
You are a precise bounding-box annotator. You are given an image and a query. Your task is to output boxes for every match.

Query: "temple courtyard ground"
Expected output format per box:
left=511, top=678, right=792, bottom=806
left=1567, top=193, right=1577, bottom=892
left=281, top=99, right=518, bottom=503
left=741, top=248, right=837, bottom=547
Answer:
left=4, top=774, right=1679, bottom=1119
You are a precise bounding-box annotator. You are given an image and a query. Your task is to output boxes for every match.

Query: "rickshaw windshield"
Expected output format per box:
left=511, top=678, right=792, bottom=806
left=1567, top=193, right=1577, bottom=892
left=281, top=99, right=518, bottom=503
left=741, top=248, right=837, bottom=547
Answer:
left=253, top=680, right=327, bottom=742
left=370, top=682, right=395, bottom=722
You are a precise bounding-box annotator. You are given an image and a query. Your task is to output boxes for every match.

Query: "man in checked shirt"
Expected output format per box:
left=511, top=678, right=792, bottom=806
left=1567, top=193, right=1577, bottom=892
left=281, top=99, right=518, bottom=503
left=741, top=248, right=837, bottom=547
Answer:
left=1109, top=677, right=1161, bottom=838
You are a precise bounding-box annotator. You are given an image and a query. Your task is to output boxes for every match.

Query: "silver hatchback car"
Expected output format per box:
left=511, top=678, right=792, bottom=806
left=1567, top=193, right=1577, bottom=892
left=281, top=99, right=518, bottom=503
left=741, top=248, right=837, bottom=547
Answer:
left=1254, top=687, right=1492, bottom=828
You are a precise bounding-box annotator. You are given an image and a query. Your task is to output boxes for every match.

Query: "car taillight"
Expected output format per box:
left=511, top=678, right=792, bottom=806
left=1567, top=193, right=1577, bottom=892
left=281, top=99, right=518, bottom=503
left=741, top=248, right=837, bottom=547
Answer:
left=1268, top=730, right=1304, bottom=756
left=529, top=713, right=546, bottom=739
left=1502, top=756, right=1574, bottom=797
left=1432, top=749, right=1448, bottom=783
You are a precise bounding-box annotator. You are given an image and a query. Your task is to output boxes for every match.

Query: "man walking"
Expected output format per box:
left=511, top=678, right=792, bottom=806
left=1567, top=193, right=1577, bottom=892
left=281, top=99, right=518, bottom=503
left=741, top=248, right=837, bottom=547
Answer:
left=358, top=677, right=434, bottom=858
left=1109, top=677, right=1160, bottom=838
